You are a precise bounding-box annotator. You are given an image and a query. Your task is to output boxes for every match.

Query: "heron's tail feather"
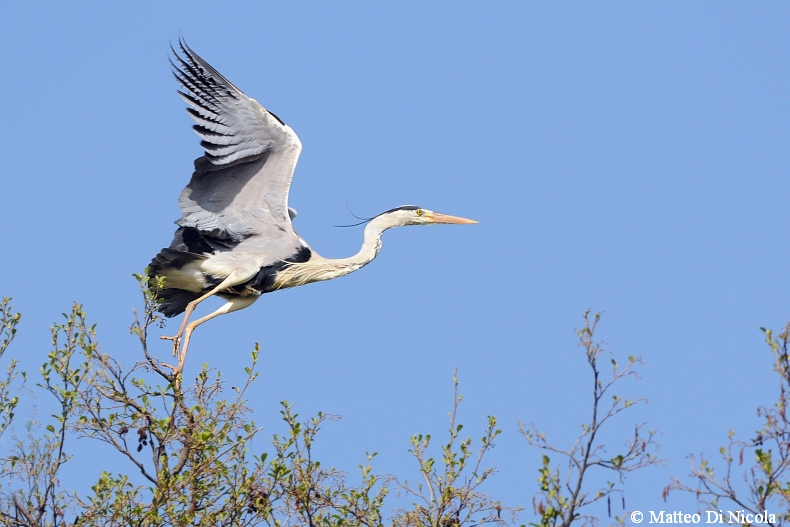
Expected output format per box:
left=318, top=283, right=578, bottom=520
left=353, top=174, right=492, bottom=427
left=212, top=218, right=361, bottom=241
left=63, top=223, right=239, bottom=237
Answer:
left=149, top=248, right=207, bottom=277
left=156, top=288, right=202, bottom=317
left=148, top=248, right=209, bottom=317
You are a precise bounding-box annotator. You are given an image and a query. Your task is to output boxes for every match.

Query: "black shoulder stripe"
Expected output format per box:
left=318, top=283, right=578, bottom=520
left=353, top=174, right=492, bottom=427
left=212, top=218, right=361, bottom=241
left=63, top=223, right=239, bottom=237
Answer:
left=288, top=245, right=312, bottom=263
left=245, top=245, right=312, bottom=293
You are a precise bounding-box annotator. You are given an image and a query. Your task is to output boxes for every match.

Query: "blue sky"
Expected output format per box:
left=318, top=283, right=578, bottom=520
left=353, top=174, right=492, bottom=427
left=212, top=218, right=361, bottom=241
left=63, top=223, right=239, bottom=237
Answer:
left=2, top=1, right=790, bottom=520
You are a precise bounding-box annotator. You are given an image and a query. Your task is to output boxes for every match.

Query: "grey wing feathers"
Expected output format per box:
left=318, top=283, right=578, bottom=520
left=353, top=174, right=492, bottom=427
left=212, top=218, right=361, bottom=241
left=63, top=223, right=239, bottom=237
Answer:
left=172, top=40, right=277, bottom=166
left=169, top=39, right=305, bottom=256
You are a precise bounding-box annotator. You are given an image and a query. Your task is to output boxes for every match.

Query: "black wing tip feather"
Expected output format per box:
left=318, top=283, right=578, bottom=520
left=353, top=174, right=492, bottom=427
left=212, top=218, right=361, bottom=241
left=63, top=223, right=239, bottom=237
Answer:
left=173, top=38, right=240, bottom=97
left=168, top=37, right=287, bottom=166
left=170, top=38, right=285, bottom=129
left=169, top=43, right=228, bottom=102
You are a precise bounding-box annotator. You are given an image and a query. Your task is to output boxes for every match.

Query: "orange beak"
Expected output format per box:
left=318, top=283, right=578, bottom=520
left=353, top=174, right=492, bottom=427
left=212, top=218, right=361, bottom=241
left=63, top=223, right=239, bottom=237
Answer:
left=427, top=212, right=478, bottom=224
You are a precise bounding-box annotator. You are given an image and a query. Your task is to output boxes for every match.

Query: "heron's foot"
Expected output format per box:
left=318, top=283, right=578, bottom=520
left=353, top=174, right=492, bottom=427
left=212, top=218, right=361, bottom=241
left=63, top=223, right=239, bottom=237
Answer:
left=160, top=335, right=181, bottom=357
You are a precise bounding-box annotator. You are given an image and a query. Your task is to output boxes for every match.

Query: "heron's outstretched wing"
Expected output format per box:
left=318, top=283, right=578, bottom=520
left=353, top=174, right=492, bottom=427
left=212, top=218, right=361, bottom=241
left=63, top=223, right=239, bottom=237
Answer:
left=171, top=39, right=306, bottom=261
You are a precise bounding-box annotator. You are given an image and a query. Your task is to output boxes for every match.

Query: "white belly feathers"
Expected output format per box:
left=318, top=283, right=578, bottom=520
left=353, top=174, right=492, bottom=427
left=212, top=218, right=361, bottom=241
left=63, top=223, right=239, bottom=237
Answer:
left=162, top=252, right=261, bottom=292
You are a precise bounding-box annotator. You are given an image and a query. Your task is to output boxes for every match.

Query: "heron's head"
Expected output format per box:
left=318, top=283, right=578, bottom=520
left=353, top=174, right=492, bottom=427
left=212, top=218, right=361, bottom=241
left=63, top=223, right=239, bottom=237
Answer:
left=372, top=205, right=478, bottom=230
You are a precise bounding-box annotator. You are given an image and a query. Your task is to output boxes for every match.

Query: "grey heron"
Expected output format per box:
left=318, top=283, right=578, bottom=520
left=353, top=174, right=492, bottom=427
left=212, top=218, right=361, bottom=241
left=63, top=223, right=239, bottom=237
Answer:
left=150, top=40, right=477, bottom=359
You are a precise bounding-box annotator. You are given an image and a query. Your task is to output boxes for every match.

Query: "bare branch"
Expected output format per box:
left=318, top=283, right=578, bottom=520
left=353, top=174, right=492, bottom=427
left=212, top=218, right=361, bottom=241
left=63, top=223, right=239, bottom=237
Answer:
left=522, top=311, right=662, bottom=527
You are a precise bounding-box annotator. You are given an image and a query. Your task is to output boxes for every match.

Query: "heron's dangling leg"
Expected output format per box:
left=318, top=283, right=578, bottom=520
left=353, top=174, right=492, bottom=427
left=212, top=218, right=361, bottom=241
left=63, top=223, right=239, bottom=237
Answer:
left=177, top=296, right=257, bottom=365
left=161, top=272, right=249, bottom=355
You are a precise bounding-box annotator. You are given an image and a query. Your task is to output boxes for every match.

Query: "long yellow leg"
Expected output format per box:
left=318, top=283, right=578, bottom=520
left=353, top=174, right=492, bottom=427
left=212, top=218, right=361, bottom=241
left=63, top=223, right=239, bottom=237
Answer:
left=176, top=296, right=257, bottom=367
left=161, top=272, right=247, bottom=355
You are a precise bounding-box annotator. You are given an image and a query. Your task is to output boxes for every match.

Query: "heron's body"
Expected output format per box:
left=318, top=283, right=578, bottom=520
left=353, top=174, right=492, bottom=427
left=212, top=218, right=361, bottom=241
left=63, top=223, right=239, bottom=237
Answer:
left=150, top=208, right=402, bottom=317
left=150, top=40, right=476, bottom=358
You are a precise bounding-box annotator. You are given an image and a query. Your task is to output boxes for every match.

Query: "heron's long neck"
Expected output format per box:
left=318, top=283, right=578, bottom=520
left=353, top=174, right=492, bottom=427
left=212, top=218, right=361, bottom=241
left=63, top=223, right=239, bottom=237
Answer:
left=274, top=216, right=393, bottom=289
left=330, top=217, right=391, bottom=273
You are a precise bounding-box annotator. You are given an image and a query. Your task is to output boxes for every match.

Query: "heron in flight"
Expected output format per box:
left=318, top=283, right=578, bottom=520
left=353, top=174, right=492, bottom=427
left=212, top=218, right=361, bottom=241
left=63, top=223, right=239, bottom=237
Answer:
left=150, top=40, right=477, bottom=359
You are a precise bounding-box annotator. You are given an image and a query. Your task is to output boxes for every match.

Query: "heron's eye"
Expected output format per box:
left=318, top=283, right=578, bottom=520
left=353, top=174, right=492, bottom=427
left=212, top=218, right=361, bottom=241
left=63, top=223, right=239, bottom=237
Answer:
left=416, top=209, right=423, bottom=216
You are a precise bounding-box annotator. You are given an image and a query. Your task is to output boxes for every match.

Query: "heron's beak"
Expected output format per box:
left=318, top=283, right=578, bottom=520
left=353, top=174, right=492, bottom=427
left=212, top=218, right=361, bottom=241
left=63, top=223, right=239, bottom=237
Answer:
left=427, top=212, right=478, bottom=224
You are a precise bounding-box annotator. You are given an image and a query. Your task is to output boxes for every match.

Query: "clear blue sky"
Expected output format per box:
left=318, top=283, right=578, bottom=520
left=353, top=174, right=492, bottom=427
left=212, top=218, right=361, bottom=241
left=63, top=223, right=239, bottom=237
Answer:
left=2, top=1, right=789, bottom=520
